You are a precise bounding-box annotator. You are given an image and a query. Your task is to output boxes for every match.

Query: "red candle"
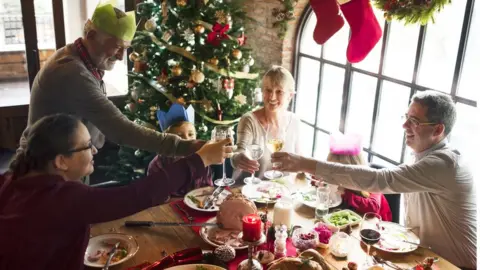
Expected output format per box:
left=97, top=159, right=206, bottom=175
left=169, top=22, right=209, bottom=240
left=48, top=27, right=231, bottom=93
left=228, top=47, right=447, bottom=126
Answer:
left=242, top=214, right=262, bottom=242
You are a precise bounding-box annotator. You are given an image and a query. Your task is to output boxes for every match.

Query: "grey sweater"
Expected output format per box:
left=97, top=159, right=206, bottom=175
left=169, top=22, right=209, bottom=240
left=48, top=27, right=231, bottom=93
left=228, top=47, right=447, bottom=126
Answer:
left=22, top=44, right=192, bottom=156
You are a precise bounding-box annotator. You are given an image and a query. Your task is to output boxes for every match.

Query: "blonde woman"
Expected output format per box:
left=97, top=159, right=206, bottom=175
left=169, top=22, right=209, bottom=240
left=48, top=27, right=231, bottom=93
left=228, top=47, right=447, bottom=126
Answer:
left=231, top=65, right=301, bottom=184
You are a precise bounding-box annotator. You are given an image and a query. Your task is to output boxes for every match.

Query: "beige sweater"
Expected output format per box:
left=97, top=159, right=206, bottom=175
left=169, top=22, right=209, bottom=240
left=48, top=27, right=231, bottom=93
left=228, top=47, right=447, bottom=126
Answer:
left=316, top=139, right=476, bottom=268
left=21, top=44, right=192, bottom=156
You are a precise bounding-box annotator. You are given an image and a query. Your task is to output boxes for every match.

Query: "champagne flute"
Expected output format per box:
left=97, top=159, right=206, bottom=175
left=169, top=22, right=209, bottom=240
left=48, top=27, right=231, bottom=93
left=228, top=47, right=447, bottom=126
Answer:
left=211, top=125, right=235, bottom=187
left=359, top=212, right=382, bottom=268
left=243, top=143, right=264, bottom=185
left=264, top=124, right=285, bottom=180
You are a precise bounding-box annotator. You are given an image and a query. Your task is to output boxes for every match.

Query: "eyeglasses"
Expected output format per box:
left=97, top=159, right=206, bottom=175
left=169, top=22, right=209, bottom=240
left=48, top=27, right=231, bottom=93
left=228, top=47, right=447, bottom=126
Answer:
left=401, top=114, right=438, bottom=128
left=67, top=141, right=94, bottom=154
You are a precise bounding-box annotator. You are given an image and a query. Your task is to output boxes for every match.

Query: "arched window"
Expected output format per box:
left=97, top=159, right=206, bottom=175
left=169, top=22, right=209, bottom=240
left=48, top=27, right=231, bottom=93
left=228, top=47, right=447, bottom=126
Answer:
left=293, top=1, right=478, bottom=171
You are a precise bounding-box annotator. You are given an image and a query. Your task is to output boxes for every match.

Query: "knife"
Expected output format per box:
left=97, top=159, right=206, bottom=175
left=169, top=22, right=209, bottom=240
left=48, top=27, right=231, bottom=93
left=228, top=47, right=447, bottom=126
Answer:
left=102, top=242, right=120, bottom=270
left=125, top=221, right=223, bottom=228
left=203, top=186, right=225, bottom=209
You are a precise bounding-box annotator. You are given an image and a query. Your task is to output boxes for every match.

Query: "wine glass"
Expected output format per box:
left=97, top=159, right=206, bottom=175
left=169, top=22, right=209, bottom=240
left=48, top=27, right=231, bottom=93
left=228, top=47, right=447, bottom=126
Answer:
left=211, top=125, right=235, bottom=187
left=264, top=125, right=285, bottom=180
left=359, top=212, right=382, bottom=267
left=243, top=143, right=264, bottom=185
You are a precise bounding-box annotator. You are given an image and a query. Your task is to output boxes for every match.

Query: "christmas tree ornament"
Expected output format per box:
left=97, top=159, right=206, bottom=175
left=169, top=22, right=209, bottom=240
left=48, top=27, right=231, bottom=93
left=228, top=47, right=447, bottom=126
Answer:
left=157, top=74, right=169, bottom=85
left=201, top=97, right=213, bottom=111
left=149, top=106, right=157, bottom=111
left=237, top=32, right=246, bottom=46
left=194, top=24, right=205, bottom=34
left=234, top=93, right=247, bottom=105
left=135, top=149, right=143, bottom=157
left=208, top=57, right=219, bottom=66
left=231, top=49, right=242, bottom=59
left=198, top=122, right=208, bottom=133
left=150, top=111, right=156, bottom=117
left=176, top=0, right=187, bottom=7
left=125, top=103, right=136, bottom=112
left=254, top=87, right=263, bottom=103
left=191, top=70, right=205, bottom=83
left=248, top=57, right=255, bottom=66
left=150, top=116, right=156, bottom=120
left=206, top=23, right=230, bottom=46
left=172, top=65, right=183, bottom=76
left=222, top=78, right=235, bottom=99
left=215, top=10, right=230, bottom=24
left=162, top=30, right=174, bottom=42
left=144, top=18, right=157, bottom=32
left=134, top=60, right=148, bottom=73
left=216, top=102, right=223, bottom=121
left=242, top=64, right=250, bottom=73
left=310, top=0, right=345, bottom=45
left=129, top=52, right=140, bottom=62
left=340, top=0, right=382, bottom=63
left=181, top=28, right=195, bottom=45
left=130, top=89, right=139, bottom=100
left=214, top=245, right=235, bottom=262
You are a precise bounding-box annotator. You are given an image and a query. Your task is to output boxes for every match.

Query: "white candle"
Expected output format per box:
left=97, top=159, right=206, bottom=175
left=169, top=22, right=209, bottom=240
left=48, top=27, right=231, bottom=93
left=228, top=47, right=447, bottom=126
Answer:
left=273, top=198, right=293, bottom=227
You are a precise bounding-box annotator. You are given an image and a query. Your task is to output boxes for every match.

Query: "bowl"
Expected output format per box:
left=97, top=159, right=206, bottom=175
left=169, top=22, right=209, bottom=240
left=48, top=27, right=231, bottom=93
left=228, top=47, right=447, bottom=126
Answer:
left=329, top=232, right=351, bottom=258
left=313, top=222, right=339, bottom=248
left=291, top=228, right=319, bottom=252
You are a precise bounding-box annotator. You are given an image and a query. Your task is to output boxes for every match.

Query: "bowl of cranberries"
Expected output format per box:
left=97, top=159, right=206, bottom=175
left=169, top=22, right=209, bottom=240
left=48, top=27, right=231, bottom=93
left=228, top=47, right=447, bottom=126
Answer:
left=291, top=228, right=319, bottom=252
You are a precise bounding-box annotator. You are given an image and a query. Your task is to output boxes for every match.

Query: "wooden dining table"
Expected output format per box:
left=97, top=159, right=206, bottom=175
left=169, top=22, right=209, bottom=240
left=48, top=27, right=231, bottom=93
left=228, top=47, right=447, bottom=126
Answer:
left=88, top=174, right=459, bottom=270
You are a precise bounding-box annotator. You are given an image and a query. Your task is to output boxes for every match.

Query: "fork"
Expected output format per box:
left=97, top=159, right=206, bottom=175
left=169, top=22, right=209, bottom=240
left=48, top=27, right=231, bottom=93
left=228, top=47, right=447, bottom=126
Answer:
left=175, top=204, right=194, bottom=223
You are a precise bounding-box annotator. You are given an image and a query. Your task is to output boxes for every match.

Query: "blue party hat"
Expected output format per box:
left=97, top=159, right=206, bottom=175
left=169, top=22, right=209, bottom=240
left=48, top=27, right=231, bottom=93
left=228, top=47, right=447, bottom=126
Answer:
left=156, top=103, right=195, bottom=132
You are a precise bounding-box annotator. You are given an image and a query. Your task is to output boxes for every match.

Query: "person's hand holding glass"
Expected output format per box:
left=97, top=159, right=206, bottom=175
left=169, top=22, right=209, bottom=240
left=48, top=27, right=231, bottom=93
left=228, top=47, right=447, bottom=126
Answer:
left=243, top=143, right=264, bottom=185
left=264, top=124, right=285, bottom=179
left=211, top=125, right=235, bottom=187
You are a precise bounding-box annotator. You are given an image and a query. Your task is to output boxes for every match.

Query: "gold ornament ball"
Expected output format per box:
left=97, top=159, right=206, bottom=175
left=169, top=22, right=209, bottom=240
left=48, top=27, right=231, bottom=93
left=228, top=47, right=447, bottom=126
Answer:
left=129, top=52, right=139, bottom=62
left=176, top=0, right=187, bottom=7
left=144, top=19, right=157, bottom=32
left=209, top=57, right=219, bottom=66
left=157, top=75, right=169, bottom=85
left=150, top=111, right=155, bottom=116
left=191, top=70, right=205, bottom=83
left=149, top=106, right=156, bottom=111
left=231, top=49, right=242, bottom=60
left=150, top=116, right=156, bottom=120
left=172, top=65, right=183, bottom=76
left=194, top=25, right=205, bottom=34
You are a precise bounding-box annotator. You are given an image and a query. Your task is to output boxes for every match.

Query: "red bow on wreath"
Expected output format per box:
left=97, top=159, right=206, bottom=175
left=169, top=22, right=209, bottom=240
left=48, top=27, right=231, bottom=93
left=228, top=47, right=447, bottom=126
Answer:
left=207, top=23, right=230, bottom=46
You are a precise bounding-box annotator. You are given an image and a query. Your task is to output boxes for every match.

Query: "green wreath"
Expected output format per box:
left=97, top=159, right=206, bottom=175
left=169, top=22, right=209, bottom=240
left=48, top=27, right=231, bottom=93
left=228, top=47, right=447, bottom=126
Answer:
left=373, top=0, right=452, bottom=25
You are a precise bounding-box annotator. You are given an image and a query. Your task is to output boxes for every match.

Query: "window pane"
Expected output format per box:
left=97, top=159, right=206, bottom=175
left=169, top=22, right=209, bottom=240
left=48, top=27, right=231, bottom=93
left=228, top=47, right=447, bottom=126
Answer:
left=316, top=64, right=344, bottom=131
left=0, top=0, right=30, bottom=107
left=296, top=57, right=320, bottom=124
left=383, top=21, right=419, bottom=82
left=372, top=81, right=411, bottom=162
left=418, top=1, right=466, bottom=92
left=458, top=2, right=479, bottom=101
left=313, top=130, right=330, bottom=160
left=345, top=72, right=377, bottom=147
left=299, top=121, right=315, bottom=157
left=371, top=156, right=397, bottom=168
left=322, top=20, right=349, bottom=64
left=299, top=13, right=322, bottom=58
left=352, top=8, right=385, bottom=73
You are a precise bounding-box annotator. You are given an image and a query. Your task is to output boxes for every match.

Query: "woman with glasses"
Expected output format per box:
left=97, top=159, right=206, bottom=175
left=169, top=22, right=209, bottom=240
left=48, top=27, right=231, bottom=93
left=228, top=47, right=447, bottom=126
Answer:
left=0, top=114, right=232, bottom=270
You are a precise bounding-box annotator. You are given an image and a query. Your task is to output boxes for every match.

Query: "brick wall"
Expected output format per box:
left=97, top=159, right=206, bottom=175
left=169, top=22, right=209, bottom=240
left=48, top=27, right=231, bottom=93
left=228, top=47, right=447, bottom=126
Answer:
left=0, top=49, right=55, bottom=80
left=244, top=0, right=309, bottom=73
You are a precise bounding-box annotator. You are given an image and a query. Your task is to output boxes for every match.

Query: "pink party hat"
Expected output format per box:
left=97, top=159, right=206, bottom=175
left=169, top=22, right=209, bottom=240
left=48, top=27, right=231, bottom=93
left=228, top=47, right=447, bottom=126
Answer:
left=329, top=133, right=362, bottom=156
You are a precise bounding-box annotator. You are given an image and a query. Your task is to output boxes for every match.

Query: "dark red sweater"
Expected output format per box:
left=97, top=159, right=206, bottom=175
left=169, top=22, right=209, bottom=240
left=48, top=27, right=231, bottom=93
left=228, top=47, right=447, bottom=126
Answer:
left=0, top=154, right=206, bottom=270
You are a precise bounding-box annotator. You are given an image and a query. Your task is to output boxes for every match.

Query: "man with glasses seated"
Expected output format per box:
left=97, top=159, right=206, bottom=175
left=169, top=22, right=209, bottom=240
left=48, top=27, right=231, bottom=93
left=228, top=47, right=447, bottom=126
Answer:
left=272, top=90, right=476, bottom=269
left=20, top=2, right=203, bottom=170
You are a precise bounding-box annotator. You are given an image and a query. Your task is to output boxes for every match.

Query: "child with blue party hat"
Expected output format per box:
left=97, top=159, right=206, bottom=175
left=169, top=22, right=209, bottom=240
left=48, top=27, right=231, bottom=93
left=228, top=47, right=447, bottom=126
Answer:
left=148, top=104, right=213, bottom=198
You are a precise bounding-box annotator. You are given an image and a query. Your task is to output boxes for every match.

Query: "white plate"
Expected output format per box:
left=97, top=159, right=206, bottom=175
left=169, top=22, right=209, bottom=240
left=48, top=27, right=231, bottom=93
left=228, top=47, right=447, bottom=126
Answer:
left=296, top=187, right=342, bottom=209
left=241, top=181, right=290, bottom=204
left=322, top=209, right=362, bottom=229
left=184, top=187, right=232, bottom=212
left=374, top=221, right=420, bottom=253
left=84, top=233, right=139, bottom=268
left=199, top=217, right=248, bottom=250
left=166, top=264, right=226, bottom=270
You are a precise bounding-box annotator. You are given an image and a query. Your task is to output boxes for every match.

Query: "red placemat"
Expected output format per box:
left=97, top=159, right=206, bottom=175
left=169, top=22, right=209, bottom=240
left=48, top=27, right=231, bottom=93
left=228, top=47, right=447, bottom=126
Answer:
left=169, top=200, right=216, bottom=234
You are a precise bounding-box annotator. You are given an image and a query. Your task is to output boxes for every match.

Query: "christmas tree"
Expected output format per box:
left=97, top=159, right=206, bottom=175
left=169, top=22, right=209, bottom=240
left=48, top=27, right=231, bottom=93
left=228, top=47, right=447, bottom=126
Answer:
left=106, top=0, right=262, bottom=182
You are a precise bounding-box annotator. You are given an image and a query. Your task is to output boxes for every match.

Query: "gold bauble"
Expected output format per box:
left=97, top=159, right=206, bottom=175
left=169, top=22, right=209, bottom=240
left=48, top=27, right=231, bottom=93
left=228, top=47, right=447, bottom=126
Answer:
left=194, top=25, right=205, bottom=34
left=231, top=49, right=242, bottom=60
left=157, top=75, right=169, bottom=85
left=129, top=52, right=139, bottom=62
left=191, top=70, right=205, bottom=83
left=176, top=0, right=187, bottom=7
left=208, top=57, right=219, bottom=66
left=144, top=19, right=157, bottom=32
left=149, top=106, right=156, bottom=111
left=172, top=65, right=183, bottom=76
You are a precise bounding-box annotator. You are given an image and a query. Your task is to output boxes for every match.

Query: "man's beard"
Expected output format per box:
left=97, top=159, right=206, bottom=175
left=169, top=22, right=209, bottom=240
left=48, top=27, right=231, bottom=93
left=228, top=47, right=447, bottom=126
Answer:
left=96, top=56, right=117, bottom=71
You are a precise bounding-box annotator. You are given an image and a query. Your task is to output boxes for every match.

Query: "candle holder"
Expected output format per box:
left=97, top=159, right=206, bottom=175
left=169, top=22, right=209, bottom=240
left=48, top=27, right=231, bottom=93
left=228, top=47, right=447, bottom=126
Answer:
left=236, top=232, right=266, bottom=270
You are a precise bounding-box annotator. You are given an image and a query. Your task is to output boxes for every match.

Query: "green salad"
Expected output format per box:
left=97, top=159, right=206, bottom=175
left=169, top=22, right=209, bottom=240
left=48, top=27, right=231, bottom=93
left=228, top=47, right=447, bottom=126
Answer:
left=327, top=211, right=360, bottom=226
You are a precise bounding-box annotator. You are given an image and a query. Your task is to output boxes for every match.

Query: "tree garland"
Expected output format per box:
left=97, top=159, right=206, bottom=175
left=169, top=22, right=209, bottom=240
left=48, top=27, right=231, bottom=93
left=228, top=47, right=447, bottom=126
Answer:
left=272, top=0, right=298, bottom=39
left=373, top=0, right=452, bottom=25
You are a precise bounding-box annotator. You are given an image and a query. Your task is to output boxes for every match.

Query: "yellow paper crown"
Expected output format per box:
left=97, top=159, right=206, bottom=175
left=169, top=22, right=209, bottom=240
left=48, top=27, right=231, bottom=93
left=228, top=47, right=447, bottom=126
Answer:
left=91, top=0, right=136, bottom=41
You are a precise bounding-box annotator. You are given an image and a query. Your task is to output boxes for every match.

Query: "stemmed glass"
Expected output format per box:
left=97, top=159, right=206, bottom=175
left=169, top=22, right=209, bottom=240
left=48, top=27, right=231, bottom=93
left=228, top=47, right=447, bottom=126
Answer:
left=359, top=212, right=382, bottom=268
left=243, top=143, right=264, bottom=185
left=211, top=125, right=235, bottom=187
left=264, top=124, right=285, bottom=180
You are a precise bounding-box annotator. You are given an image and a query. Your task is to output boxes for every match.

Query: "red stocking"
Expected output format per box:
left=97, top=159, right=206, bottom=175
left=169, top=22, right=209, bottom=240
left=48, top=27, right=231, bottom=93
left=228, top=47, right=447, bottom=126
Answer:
left=310, top=0, right=345, bottom=45
left=340, top=0, right=382, bottom=63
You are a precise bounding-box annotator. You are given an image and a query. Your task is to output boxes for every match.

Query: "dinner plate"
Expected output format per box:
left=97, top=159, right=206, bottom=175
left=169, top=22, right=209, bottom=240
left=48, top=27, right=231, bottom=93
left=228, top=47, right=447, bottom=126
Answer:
left=84, top=233, right=139, bottom=268
left=296, top=187, right=342, bottom=209
left=374, top=221, right=420, bottom=253
left=184, top=187, right=231, bottom=212
left=166, top=264, right=226, bottom=270
left=241, top=181, right=290, bottom=204
left=322, top=209, right=362, bottom=229
left=199, top=217, right=248, bottom=250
